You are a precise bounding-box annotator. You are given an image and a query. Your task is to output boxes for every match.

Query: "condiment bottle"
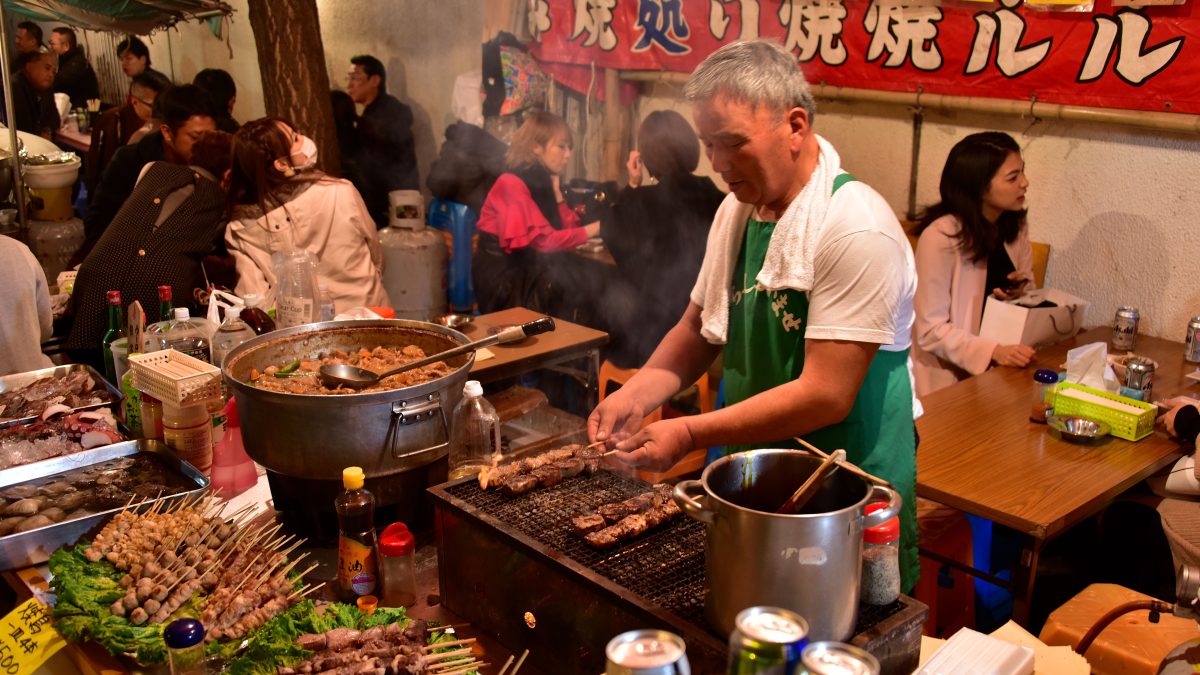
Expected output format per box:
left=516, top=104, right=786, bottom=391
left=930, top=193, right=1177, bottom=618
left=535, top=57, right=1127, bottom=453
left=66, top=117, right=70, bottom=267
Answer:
left=101, top=290, right=126, bottom=384
left=210, top=397, right=257, bottom=497
left=163, top=618, right=207, bottom=675
left=1030, top=368, right=1058, bottom=423
left=239, top=293, right=276, bottom=335
left=379, top=522, right=417, bottom=608
left=448, top=380, right=501, bottom=480
left=860, top=502, right=900, bottom=606
left=162, top=401, right=213, bottom=473
left=336, top=466, right=378, bottom=602
left=140, top=393, right=164, bottom=441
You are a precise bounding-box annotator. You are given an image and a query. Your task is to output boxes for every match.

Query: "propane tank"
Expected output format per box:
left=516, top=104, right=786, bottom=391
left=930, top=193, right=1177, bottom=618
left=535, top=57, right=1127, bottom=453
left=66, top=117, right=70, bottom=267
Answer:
left=379, top=190, right=447, bottom=320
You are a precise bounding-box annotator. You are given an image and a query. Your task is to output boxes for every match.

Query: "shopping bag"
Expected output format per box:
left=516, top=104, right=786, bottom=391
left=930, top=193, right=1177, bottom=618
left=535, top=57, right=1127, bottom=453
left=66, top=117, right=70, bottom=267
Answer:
left=979, top=288, right=1089, bottom=348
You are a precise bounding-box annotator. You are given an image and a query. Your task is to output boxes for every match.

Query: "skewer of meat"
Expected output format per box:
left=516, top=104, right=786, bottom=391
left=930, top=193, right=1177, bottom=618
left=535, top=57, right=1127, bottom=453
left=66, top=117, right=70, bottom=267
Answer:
left=583, top=498, right=682, bottom=550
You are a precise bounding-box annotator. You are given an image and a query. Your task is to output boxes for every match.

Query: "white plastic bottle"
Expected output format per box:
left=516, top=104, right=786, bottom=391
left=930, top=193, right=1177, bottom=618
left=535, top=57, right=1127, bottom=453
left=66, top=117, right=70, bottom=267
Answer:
left=274, top=249, right=320, bottom=328
left=448, top=380, right=501, bottom=480
left=210, top=311, right=257, bottom=368
left=162, top=308, right=211, bottom=362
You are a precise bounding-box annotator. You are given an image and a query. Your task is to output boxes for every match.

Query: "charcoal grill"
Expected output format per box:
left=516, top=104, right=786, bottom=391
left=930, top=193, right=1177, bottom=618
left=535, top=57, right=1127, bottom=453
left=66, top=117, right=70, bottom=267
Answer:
left=429, top=470, right=926, bottom=674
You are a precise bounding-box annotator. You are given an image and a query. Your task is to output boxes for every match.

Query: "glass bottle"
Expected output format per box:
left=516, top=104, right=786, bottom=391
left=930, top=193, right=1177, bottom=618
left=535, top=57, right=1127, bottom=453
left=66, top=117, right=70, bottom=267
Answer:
left=860, top=502, right=900, bottom=606
left=101, top=290, right=125, bottom=384
left=1030, top=368, right=1058, bottom=423
left=146, top=285, right=175, bottom=346
left=158, top=285, right=175, bottom=323
left=379, top=522, right=417, bottom=608
left=448, top=380, right=501, bottom=480
left=239, top=293, right=276, bottom=335
left=336, top=466, right=378, bottom=602
left=163, top=618, right=206, bottom=675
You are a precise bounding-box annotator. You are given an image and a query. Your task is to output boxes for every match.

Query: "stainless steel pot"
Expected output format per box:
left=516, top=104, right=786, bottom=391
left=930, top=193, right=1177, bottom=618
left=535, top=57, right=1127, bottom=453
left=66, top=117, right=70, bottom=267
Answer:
left=673, top=449, right=900, bottom=641
left=222, top=319, right=473, bottom=481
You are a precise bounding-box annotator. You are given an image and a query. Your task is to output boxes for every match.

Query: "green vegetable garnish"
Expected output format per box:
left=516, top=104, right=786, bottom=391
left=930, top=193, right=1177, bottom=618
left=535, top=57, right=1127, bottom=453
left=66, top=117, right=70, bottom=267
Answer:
left=273, top=359, right=302, bottom=376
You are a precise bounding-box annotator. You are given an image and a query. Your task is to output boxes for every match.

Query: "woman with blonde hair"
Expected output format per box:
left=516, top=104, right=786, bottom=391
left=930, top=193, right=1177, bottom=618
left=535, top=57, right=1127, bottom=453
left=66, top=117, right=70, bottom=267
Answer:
left=472, top=110, right=599, bottom=314
left=225, top=117, right=387, bottom=315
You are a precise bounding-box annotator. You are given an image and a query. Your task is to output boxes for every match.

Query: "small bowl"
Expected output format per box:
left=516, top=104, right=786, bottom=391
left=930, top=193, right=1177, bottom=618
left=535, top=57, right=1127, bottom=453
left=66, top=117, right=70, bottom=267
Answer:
left=1047, top=415, right=1111, bottom=444
left=434, top=313, right=473, bottom=329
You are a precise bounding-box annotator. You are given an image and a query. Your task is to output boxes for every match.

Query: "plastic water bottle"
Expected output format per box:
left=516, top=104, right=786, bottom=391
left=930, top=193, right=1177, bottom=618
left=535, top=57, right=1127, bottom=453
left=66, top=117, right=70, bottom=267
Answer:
left=162, top=308, right=211, bottom=362
left=318, top=284, right=336, bottom=322
left=210, top=398, right=257, bottom=497
left=448, top=380, right=501, bottom=480
left=274, top=249, right=320, bottom=328
left=210, top=312, right=257, bottom=368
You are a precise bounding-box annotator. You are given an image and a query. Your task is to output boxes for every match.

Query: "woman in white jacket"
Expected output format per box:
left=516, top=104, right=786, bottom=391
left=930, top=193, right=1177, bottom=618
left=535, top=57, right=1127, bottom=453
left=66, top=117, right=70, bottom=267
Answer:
left=226, top=117, right=388, bottom=315
left=912, top=132, right=1035, bottom=397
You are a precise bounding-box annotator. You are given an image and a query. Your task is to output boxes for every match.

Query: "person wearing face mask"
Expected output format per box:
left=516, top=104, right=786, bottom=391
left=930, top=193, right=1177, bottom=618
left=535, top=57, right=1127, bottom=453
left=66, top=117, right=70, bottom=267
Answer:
left=472, top=110, right=600, bottom=316
left=225, top=117, right=388, bottom=314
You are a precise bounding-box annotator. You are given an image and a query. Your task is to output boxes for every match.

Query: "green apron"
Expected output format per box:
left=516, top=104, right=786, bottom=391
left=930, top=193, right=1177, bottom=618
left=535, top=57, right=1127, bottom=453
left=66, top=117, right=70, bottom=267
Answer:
left=721, top=174, right=919, bottom=592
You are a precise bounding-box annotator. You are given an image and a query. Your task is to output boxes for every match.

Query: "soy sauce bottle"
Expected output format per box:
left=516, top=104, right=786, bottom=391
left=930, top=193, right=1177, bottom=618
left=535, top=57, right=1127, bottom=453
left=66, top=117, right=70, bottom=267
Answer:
left=335, top=466, right=378, bottom=603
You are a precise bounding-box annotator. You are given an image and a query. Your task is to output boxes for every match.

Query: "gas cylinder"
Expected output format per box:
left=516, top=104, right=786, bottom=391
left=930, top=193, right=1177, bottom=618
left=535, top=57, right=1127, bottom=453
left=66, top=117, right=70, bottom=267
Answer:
left=379, top=190, right=447, bottom=320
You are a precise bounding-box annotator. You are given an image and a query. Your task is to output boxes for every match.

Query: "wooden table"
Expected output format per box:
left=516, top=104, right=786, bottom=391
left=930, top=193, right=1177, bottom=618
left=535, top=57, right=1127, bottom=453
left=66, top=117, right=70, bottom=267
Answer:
left=53, top=126, right=90, bottom=154
left=570, top=241, right=616, bottom=267
left=916, top=326, right=1195, bottom=625
left=462, top=307, right=608, bottom=409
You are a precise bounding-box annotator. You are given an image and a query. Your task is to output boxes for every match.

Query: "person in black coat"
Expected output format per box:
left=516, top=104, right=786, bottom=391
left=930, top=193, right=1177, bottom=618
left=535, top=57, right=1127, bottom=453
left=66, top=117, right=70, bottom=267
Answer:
left=345, top=54, right=418, bottom=228
left=49, top=27, right=99, bottom=108
left=600, top=110, right=726, bottom=368
left=8, top=51, right=59, bottom=137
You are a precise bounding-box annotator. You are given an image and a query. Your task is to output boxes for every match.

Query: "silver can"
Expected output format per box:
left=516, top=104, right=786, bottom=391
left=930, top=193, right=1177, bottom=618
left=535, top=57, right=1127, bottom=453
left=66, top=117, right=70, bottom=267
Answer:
left=1185, top=316, right=1200, bottom=363
left=1112, top=306, right=1140, bottom=351
left=800, top=642, right=880, bottom=675
left=1123, top=356, right=1156, bottom=402
left=605, top=629, right=691, bottom=675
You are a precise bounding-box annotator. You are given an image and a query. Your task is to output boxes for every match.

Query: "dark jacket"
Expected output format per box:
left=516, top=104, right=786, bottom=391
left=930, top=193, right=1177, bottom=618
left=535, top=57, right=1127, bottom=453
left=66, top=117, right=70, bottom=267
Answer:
left=426, top=122, right=507, bottom=214
left=600, top=174, right=725, bottom=368
left=9, top=72, right=59, bottom=136
left=84, top=130, right=166, bottom=246
left=352, top=92, right=418, bottom=227
left=85, top=104, right=144, bottom=194
left=53, top=47, right=100, bottom=109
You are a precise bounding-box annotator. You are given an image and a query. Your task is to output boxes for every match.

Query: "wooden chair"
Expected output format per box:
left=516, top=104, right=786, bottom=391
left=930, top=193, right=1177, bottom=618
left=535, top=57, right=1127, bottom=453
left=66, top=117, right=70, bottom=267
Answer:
left=1031, top=241, right=1050, bottom=288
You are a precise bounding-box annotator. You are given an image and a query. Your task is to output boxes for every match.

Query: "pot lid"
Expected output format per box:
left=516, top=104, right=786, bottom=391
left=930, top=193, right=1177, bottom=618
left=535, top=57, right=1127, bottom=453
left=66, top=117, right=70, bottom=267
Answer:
left=863, top=501, right=899, bottom=544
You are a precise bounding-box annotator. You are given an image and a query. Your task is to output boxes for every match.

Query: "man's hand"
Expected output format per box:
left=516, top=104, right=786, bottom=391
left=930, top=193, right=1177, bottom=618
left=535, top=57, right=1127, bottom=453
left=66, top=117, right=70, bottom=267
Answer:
left=626, top=150, right=643, bottom=188
left=609, top=418, right=696, bottom=471
left=588, top=390, right=644, bottom=449
left=992, top=343, right=1035, bottom=368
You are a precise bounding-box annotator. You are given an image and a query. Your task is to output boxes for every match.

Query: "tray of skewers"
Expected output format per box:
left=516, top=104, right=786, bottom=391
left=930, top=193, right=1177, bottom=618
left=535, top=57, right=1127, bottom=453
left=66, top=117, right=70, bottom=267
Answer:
left=47, top=492, right=482, bottom=673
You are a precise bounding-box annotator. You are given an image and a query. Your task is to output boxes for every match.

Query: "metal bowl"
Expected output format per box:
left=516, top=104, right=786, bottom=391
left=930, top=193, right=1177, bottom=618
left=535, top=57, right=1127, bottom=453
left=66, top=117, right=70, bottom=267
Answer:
left=433, top=313, right=474, bottom=329
left=1047, top=415, right=1111, bottom=443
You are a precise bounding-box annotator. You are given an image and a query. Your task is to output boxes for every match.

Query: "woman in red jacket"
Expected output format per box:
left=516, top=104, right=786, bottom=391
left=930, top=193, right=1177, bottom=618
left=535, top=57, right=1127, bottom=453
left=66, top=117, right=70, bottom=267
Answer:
left=473, top=111, right=599, bottom=314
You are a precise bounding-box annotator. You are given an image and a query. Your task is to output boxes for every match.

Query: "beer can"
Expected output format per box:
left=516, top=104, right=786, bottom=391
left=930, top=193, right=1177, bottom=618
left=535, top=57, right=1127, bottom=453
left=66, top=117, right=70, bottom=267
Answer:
left=1112, top=306, right=1140, bottom=352
left=605, top=629, right=691, bottom=675
left=799, top=642, right=880, bottom=675
left=1185, top=316, right=1200, bottom=363
left=1122, top=356, right=1155, bottom=402
left=727, top=606, right=808, bottom=675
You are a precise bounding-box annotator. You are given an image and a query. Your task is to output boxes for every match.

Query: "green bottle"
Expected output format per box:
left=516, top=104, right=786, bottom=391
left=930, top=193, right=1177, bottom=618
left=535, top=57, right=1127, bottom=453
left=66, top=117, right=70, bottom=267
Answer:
left=157, top=285, right=174, bottom=322
left=101, top=290, right=125, bottom=385
left=121, top=356, right=143, bottom=437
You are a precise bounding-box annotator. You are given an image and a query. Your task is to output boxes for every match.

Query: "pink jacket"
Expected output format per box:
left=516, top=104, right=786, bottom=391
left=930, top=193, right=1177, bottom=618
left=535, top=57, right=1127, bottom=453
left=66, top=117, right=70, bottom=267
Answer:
left=912, top=214, right=1033, bottom=397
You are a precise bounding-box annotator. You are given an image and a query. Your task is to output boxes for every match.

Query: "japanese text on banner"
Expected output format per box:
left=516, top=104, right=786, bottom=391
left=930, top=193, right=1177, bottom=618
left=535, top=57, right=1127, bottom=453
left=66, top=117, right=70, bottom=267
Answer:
left=0, top=599, right=66, bottom=674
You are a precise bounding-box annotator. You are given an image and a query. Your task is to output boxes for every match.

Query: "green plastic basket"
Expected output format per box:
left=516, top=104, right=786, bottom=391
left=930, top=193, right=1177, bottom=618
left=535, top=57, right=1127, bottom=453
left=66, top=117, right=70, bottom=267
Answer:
left=1050, top=382, right=1156, bottom=441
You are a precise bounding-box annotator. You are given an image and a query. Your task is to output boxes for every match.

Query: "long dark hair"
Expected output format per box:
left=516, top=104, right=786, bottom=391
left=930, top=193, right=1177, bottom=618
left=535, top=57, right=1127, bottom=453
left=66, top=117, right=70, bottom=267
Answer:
left=915, top=132, right=1026, bottom=263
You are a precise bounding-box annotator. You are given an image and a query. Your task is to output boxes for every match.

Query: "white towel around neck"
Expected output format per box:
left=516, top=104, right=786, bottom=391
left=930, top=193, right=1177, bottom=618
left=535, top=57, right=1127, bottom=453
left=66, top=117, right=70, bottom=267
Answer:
left=697, top=135, right=843, bottom=344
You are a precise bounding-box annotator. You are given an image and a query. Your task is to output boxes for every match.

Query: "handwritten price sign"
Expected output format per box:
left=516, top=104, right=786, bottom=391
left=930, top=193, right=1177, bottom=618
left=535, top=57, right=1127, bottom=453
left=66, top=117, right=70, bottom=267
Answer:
left=0, top=599, right=65, bottom=674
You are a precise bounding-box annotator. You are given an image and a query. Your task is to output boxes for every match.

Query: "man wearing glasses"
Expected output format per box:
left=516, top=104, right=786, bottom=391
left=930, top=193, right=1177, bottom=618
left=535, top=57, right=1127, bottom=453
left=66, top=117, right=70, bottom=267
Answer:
left=85, top=72, right=172, bottom=194
left=345, top=54, right=419, bottom=228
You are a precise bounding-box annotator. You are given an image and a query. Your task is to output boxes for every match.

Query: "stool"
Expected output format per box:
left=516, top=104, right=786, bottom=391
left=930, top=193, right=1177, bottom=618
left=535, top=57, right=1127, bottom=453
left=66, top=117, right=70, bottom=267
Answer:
left=427, top=199, right=477, bottom=312
left=915, top=498, right=976, bottom=638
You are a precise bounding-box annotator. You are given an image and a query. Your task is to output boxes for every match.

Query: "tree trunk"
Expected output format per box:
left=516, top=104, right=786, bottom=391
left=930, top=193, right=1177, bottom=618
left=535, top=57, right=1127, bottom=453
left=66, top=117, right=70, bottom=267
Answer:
left=246, top=0, right=340, bottom=176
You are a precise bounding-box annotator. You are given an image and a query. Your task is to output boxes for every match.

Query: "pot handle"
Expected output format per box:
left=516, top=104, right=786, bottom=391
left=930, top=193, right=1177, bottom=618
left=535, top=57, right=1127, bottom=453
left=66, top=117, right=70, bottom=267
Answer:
left=673, top=480, right=714, bottom=525
left=862, top=484, right=902, bottom=529
left=387, top=395, right=449, bottom=460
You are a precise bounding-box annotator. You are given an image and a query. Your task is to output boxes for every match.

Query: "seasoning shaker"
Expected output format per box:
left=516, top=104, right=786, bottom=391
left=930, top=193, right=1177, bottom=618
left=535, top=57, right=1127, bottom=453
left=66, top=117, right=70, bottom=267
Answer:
left=860, top=502, right=900, bottom=606
left=379, top=522, right=417, bottom=608
left=163, top=618, right=207, bottom=675
left=1030, top=369, right=1059, bottom=423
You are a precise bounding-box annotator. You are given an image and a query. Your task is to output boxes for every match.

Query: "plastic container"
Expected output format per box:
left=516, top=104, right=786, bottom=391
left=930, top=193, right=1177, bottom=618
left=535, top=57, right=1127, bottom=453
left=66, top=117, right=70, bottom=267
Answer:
left=239, top=293, right=275, bottom=335
left=448, top=380, right=501, bottom=480
left=210, top=398, right=257, bottom=497
left=1029, top=369, right=1058, bottom=423
left=161, top=308, right=211, bottom=363
left=162, top=402, right=213, bottom=473
left=274, top=249, right=321, bottom=328
left=129, top=350, right=222, bottom=406
left=861, top=502, right=900, bottom=606
left=318, top=284, right=336, bottom=322
left=110, top=336, right=131, bottom=383
left=1050, top=381, right=1157, bottom=441
left=915, top=628, right=1033, bottom=675
left=210, top=313, right=256, bottom=368
left=379, top=522, right=417, bottom=608
left=141, top=393, right=164, bottom=441
left=163, top=618, right=207, bottom=675
left=336, top=466, right=378, bottom=602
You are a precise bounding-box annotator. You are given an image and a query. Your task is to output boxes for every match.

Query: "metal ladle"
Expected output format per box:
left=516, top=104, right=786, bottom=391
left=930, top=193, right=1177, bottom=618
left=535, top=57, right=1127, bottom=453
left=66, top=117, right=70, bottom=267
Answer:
left=318, top=317, right=555, bottom=390
left=776, top=449, right=846, bottom=514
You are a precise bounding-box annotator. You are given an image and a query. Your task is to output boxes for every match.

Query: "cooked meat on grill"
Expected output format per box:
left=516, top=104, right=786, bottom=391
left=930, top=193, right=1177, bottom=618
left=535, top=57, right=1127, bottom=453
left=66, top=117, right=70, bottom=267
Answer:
left=480, top=443, right=602, bottom=496
left=553, top=457, right=585, bottom=478
left=581, top=488, right=682, bottom=550
left=530, top=465, right=562, bottom=488
left=570, top=513, right=608, bottom=536
left=500, top=474, right=539, bottom=497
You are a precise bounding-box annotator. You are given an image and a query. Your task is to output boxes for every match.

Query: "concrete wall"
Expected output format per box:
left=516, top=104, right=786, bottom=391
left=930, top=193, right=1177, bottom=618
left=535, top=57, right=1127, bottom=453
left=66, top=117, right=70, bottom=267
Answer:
left=637, top=81, right=1200, bottom=340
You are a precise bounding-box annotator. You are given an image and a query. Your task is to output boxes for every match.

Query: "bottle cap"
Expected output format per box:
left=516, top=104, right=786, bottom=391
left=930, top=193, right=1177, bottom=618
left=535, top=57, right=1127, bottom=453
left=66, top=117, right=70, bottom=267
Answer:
left=158, top=285, right=172, bottom=301
left=163, top=618, right=205, bottom=648
left=343, top=466, right=365, bottom=490
left=463, top=380, right=483, bottom=398
left=106, top=290, right=121, bottom=305
left=243, top=293, right=259, bottom=307
left=356, top=595, right=378, bottom=616
left=174, top=307, right=190, bottom=321
left=380, top=522, right=415, bottom=556
left=863, top=501, right=900, bottom=544
left=1034, top=368, right=1058, bottom=384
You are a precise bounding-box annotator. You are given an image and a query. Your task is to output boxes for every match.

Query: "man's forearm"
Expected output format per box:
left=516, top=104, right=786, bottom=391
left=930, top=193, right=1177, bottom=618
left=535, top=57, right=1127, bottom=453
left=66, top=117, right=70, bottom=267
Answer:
left=682, top=378, right=850, bottom=449
left=623, top=304, right=720, bottom=415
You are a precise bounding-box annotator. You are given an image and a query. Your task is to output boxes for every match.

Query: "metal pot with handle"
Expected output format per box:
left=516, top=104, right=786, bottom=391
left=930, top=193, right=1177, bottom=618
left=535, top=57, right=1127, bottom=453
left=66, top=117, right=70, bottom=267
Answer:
left=673, top=449, right=900, bottom=641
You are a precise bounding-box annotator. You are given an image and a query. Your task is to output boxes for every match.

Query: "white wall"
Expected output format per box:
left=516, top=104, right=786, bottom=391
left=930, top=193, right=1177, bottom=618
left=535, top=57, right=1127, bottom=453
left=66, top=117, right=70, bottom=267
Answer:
left=639, top=81, right=1200, bottom=340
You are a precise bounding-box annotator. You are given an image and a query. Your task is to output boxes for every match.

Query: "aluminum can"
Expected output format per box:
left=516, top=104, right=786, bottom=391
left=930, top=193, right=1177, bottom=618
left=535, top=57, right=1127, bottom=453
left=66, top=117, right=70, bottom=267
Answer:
left=605, top=629, right=691, bottom=675
left=1185, top=316, right=1200, bottom=363
left=1123, top=356, right=1156, bottom=402
left=1112, top=306, right=1140, bottom=352
left=799, top=642, right=880, bottom=675
left=726, top=606, right=809, bottom=675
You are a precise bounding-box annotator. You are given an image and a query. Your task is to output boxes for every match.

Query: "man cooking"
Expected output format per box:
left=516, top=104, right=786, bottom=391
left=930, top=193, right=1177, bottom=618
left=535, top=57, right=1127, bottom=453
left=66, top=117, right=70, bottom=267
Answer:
left=588, top=39, right=920, bottom=591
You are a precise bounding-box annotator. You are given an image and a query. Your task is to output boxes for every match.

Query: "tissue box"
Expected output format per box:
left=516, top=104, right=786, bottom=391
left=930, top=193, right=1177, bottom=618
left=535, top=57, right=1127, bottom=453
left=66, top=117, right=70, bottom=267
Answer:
left=979, top=288, right=1089, bottom=348
left=1051, top=382, right=1156, bottom=441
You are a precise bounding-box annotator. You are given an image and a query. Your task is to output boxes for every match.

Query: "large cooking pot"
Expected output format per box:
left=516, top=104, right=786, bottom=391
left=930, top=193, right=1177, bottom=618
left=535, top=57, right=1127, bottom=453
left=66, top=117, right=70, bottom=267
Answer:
left=223, top=319, right=473, bottom=481
left=673, top=449, right=900, bottom=641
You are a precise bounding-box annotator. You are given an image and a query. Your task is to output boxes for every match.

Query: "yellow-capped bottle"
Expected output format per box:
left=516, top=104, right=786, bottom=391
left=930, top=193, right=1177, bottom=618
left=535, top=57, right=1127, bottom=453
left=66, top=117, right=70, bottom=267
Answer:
left=335, top=466, right=378, bottom=603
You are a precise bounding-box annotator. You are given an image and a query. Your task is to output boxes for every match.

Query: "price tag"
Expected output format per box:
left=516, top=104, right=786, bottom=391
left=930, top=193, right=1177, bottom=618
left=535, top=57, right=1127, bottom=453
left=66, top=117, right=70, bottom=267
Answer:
left=0, top=598, right=66, bottom=674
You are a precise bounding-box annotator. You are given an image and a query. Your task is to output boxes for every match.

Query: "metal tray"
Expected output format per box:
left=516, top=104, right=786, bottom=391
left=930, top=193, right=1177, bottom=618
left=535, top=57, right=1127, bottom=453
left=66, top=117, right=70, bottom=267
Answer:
left=0, top=440, right=209, bottom=571
left=0, top=363, right=122, bottom=429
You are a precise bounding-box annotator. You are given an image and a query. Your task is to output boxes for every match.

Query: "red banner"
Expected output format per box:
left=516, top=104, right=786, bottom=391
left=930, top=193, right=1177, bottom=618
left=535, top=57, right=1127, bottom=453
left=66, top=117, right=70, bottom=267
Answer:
left=528, top=0, right=1200, bottom=114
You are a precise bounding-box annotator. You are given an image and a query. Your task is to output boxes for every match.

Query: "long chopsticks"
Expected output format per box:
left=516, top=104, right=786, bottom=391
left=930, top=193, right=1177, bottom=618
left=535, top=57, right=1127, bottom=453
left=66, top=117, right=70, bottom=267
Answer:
left=791, top=437, right=893, bottom=488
